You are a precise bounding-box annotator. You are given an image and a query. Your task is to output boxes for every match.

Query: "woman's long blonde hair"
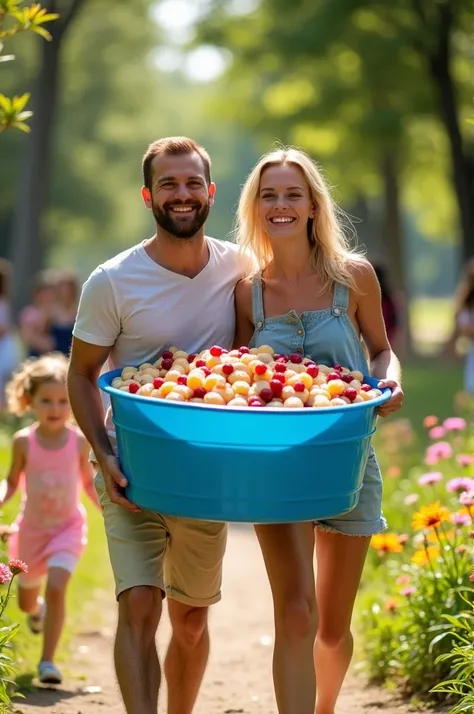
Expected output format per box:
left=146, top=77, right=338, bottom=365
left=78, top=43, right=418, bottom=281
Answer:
left=236, top=147, right=364, bottom=291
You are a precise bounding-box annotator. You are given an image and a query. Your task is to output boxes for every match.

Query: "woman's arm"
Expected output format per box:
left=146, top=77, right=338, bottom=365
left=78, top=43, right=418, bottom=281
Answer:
left=0, top=433, right=26, bottom=506
left=233, top=279, right=255, bottom=349
left=353, top=261, right=404, bottom=417
left=78, top=433, right=101, bottom=510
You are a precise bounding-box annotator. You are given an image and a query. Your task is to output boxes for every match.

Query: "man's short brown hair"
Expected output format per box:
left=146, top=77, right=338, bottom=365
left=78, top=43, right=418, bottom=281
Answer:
left=142, top=136, right=212, bottom=189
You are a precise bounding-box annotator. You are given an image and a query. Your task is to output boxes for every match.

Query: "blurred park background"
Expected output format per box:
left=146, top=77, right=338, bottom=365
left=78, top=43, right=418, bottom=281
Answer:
left=0, top=0, right=473, bottom=360
left=1, top=1, right=474, bottom=701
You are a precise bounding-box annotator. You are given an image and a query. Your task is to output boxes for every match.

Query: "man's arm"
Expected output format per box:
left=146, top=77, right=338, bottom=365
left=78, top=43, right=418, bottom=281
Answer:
left=67, top=338, right=140, bottom=512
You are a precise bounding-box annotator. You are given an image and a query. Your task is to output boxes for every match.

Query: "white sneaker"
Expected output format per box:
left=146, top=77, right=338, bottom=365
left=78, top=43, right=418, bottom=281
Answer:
left=38, top=660, right=62, bottom=685
left=27, top=597, right=46, bottom=634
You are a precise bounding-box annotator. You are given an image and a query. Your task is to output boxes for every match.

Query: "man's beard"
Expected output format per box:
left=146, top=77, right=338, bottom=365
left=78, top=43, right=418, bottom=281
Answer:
left=152, top=200, right=211, bottom=239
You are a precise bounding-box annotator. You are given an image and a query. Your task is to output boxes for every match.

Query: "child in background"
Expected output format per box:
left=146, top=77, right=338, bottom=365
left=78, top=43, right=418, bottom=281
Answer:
left=0, top=353, right=100, bottom=685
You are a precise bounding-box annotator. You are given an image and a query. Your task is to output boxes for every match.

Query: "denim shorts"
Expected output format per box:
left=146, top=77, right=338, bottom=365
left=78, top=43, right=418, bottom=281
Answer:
left=314, top=450, right=387, bottom=536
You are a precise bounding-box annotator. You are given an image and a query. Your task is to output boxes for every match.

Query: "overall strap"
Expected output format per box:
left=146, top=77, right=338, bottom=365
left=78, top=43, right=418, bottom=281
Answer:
left=251, top=274, right=265, bottom=327
left=332, top=283, right=349, bottom=315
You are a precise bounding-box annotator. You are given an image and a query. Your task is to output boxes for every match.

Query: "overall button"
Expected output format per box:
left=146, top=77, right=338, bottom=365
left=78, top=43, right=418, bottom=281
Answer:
left=333, top=308, right=341, bottom=316
left=297, top=328, right=303, bottom=336
left=296, top=347, right=302, bottom=353
left=256, top=320, right=264, bottom=329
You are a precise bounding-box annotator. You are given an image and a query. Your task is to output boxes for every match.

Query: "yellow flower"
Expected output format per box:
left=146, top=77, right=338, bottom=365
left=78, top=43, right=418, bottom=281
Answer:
left=412, top=502, right=451, bottom=531
left=370, top=533, right=404, bottom=555
left=411, top=545, right=440, bottom=566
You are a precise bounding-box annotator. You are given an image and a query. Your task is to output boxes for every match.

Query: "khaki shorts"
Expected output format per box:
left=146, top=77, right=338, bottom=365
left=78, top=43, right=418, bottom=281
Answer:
left=94, top=471, right=228, bottom=605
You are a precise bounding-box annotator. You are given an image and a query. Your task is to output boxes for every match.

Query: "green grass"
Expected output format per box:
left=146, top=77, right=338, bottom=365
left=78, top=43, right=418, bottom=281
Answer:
left=0, top=435, right=112, bottom=680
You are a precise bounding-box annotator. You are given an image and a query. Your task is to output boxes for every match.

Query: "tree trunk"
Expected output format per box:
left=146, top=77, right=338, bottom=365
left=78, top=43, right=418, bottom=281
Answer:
left=428, top=45, right=474, bottom=261
left=9, top=35, right=62, bottom=311
left=380, top=152, right=413, bottom=356
left=8, top=0, right=87, bottom=312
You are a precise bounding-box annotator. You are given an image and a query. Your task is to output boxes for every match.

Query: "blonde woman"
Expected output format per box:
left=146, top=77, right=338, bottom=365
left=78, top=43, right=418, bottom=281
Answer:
left=234, top=147, right=403, bottom=714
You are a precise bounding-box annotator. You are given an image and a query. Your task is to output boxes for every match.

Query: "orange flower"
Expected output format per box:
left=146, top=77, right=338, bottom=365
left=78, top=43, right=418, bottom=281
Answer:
left=370, top=533, right=404, bottom=555
left=384, top=598, right=399, bottom=612
left=411, top=545, right=440, bottom=566
left=423, top=415, right=439, bottom=428
left=412, top=502, right=451, bottom=531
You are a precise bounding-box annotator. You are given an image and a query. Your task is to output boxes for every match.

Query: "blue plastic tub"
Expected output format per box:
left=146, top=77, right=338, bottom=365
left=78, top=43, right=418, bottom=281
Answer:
left=98, top=369, right=390, bottom=523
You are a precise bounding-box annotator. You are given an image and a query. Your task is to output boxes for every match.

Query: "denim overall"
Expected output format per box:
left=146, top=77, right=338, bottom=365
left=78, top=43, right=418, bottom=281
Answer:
left=249, top=275, right=387, bottom=536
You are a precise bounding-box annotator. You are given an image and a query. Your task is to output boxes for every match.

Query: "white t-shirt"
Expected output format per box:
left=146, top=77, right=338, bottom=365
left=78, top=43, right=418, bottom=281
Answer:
left=73, top=237, right=246, bottom=435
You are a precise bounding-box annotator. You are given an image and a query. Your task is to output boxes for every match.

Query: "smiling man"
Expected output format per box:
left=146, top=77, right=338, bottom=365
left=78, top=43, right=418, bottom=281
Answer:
left=67, top=137, right=246, bottom=714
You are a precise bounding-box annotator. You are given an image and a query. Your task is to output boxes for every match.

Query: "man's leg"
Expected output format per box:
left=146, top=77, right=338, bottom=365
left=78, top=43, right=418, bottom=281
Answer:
left=163, top=516, right=228, bottom=714
left=94, top=470, right=169, bottom=714
left=165, top=600, right=209, bottom=714
left=115, top=585, right=162, bottom=714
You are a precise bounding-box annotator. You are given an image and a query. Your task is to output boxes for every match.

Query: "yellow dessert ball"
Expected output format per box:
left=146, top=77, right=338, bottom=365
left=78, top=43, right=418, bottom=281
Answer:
left=314, top=373, right=328, bottom=386
left=327, top=379, right=346, bottom=397
left=284, top=370, right=297, bottom=381
left=282, top=385, right=296, bottom=400
left=227, top=349, right=241, bottom=358
left=257, top=344, right=275, bottom=355
left=204, top=391, right=226, bottom=406
left=173, top=358, right=190, bottom=373
left=112, top=377, right=124, bottom=389
left=318, top=365, right=332, bottom=374
left=164, top=369, right=182, bottom=383
left=349, top=379, right=361, bottom=392
left=298, top=373, right=313, bottom=390
left=204, top=374, right=226, bottom=392
left=313, top=395, right=332, bottom=407
left=137, top=374, right=154, bottom=385
left=166, top=391, right=185, bottom=402
left=239, top=353, right=254, bottom=365
left=169, top=346, right=178, bottom=354
left=228, top=370, right=251, bottom=385
left=232, top=380, right=250, bottom=396
left=206, top=355, right=222, bottom=369
left=211, top=364, right=225, bottom=376
left=257, top=353, right=274, bottom=364
left=138, top=362, right=153, bottom=371
left=138, top=383, right=155, bottom=397
left=351, top=370, right=364, bottom=382
left=121, top=367, right=136, bottom=380
left=266, top=399, right=283, bottom=408
left=284, top=397, right=304, bottom=408
left=353, top=395, right=365, bottom=404
left=189, top=397, right=204, bottom=403
left=172, top=350, right=189, bottom=360
left=249, top=347, right=259, bottom=355
left=227, top=397, right=248, bottom=407
left=330, top=397, right=347, bottom=406
left=119, top=386, right=131, bottom=392
left=158, top=382, right=175, bottom=398
left=151, top=389, right=162, bottom=398
left=173, top=385, right=193, bottom=400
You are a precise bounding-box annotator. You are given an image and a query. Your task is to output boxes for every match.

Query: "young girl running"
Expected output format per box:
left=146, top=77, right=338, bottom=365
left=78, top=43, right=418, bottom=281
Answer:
left=234, top=148, right=404, bottom=714
left=0, top=353, right=99, bottom=685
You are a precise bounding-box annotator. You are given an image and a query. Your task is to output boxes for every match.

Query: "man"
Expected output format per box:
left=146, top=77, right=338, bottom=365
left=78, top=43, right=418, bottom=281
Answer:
left=68, top=137, right=246, bottom=714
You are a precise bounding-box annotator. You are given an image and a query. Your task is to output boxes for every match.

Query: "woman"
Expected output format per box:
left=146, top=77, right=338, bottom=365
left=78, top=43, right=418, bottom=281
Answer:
left=233, top=148, right=404, bottom=714
left=49, top=269, right=80, bottom=356
left=19, top=270, right=56, bottom=358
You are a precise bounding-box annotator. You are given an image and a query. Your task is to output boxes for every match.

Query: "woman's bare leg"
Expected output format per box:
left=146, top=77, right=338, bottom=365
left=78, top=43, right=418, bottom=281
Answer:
left=255, top=522, right=317, bottom=714
left=314, top=529, right=370, bottom=714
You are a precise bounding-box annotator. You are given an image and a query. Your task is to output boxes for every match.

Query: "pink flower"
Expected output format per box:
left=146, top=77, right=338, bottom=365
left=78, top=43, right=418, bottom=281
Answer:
left=7, top=559, right=28, bottom=576
left=0, top=563, right=12, bottom=585
left=447, top=478, right=474, bottom=494
left=429, top=426, right=446, bottom=440
left=469, top=572, right=474, bottom=582
left=443, top=417, right=467, bottom=432
left=425, top=442, right=453, bottom=464
left=401, top=586, right=416, bottom=597
left=452, top=512, right=471, bottom=526
left=418, top=471, right=443, bottom=486
left=460, top=490, right=474, bottom=507
left=456, top=545, right=469, bottom=555
left=457, top=454, right=473, bottom=468
left=423, top=416, right=438, bottom=428
left=396, top=575, right=411, bottom=585
left=404, top=493, right=420, bottom=506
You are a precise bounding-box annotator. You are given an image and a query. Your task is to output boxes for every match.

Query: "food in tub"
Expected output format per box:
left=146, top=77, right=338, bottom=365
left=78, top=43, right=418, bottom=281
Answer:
left=109, top=345, right=382, bottom=409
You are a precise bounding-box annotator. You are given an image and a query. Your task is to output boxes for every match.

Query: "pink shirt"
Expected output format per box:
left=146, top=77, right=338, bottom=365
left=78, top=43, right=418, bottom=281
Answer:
left=18, top=424, right=85, bottom=530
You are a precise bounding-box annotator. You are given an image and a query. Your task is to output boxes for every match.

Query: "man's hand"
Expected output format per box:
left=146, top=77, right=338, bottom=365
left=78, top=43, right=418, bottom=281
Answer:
left=98, top=454, right=141, bottom=513
left=376, top=379, right=404, bottom=417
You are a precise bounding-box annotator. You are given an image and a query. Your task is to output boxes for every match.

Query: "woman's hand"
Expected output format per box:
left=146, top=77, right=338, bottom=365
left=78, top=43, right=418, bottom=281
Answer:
left=376, top=379, right=404, bottom=417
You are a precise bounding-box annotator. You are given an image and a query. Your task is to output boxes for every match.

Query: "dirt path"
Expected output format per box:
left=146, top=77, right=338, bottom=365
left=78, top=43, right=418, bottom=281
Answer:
left=15, top=525, right=443, bottom=714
